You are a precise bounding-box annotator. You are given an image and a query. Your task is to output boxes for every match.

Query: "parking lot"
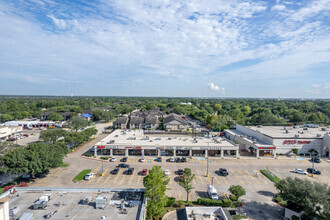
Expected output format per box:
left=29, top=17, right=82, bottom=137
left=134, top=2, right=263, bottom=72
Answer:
left=30, top=156, right=330, bottom=203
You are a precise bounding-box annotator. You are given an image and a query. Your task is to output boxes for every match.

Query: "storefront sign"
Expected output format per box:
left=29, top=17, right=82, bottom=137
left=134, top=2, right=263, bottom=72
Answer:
left=125, top=146, right=132, bottom=149
left=200, top=147, right=221, bottom=150
left=258, top=147, right=276, bottom=150
left=133, top=147, right=142, bottom=149
left=97, top=146, right=105, bottom=149
left=283, top=140, right=311, bottom=145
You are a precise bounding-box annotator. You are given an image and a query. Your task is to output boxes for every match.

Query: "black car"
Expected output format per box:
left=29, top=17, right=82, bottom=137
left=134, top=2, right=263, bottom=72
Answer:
left=177, top=169, right=184, bottom=175
left=307, top=168, right=321, bottom=175
left=176, top=157, right=181, bottom=163
left=127, top=168, right=134, bottom=175
left=219, top=168, right=229, bottom=176
left=121, top=157, right=128, bottom=162
left=181, top=157, right=187, bottom=163
left=310, top=158, right=321, bottom=163
left=112, top=168, right=119, bottom=175
left=118, top=164, right=130, bottom=168
left=156, top=157, right=162, bottom=162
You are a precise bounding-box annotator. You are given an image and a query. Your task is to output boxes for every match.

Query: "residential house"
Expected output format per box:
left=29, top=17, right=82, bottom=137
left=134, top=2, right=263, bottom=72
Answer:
left=113, top=116, right=129, bottom=129
left=81, top=113, right=93, bottom=121
left=163, top=113, right=189, bottom=132
left=144, top=115, right=159, bottom=130
left=129, top=116, right=144, bottom=129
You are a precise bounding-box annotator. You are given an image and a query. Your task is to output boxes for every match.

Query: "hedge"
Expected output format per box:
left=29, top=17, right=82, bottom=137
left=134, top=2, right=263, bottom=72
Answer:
left=260, top=170, right=281, bottom=183
left=197, top=198, right=234, bottom=207
left=230, top=195, right=237, bottom=201
left=275, top=195, right=283, bottom=203
left=100, top=157, right=109, bottom=160
left=166, top=197, right=176, bottom=207
left=85, top=154, right=93, bottom=157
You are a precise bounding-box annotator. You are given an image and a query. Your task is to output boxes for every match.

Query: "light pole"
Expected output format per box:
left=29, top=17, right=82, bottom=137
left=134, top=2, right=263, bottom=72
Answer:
left=206, top=142, right=209, bottom=177
left=311, top=143, right=315, bottom=177
left=212, top=177, right=214, bottom=185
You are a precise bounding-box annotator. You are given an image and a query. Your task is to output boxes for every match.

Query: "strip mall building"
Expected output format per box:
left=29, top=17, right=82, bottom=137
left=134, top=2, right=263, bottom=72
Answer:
left=94, top=130, right=239, bottom=158
left=225, top=124, right=330, bottom=158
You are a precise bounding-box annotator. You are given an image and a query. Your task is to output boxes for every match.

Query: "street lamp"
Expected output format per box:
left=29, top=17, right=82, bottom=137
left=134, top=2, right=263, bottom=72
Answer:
left=206, top=142, right=209, bottom=177
left=311, top=143, right=315, bottom=178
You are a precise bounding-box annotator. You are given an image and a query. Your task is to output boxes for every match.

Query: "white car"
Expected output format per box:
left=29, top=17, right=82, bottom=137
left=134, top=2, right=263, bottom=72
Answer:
left=293, top=169, right=307, bottom=175
left=169, top=157, right=175, bottom=162
left=110, top=157, right=117, bottom=162
left=140, top=158, right=145, bottom=163
left=84, top=173, right=94, bottom=180
left=164, top=169, right=170, bottom=176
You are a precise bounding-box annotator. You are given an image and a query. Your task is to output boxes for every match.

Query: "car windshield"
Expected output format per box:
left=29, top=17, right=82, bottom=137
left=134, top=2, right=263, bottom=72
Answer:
left=212, top=193, right=218, bottom=197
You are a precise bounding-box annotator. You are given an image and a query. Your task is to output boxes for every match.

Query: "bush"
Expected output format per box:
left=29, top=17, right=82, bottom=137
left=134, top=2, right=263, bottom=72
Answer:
left=85, top=154, right=93, bottom=157
left=222, top=199, right=233, bottom=207
left=230, top=195, right=237, bottom=201
left=260, top=170, right=281, bottom=183
left=17, top=182, right=28, bottom=187
left=100, top=157, right=109, bottom=160
left=165, top=197, right=176, bottom=207
left=186, top=201, right=194, bottom=207
left=4, top=185, right=15, bottom=192
left=173, top=200, right=186, bottom=207
left=275, top=195, right=283, bottom=203
left=280, top=201, right=287, bottom=206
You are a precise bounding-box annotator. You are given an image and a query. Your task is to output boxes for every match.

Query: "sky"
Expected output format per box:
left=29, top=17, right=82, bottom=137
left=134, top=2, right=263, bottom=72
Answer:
left=0, top=0, right=329, bottom=98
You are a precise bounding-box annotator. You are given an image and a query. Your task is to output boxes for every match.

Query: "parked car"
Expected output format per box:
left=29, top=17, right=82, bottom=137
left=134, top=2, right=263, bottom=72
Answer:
left=169, top=157, right=175, bottom=162
left=307, top=168, right=321, bottom=175
left=177, top=169, right=184, bottom=175
left=140, top=158, right=145, bottom=163
left=156, top=157, right=162, bottom=162
left=178, top=174, right=184, bottom=182
left=141, top=169, right=148, bottom=176
left=23, top=134, right=29, bottom=137
left=127, top=168, right=134, bottom=175
left=181, top=157, right=187, bottom=163
left=176, top=157, right=181, bottom=163
left=164, top=169, right=170, bottom=176
left=293, top=169, right=307, bottom=175
left=121, top=157, right=128, bottom=162
left=118, top=164, right=130, bottom=168
left=310, top=158, right=321, bottom=163
left=89, top=148, right=95, bottom=153
left=112, top=169, right=119, bottom=175
left=219, top=168, right=229, bottom=176
left=110, top=157, right=117, bottom=162
left=84, top=173, right=94, bottom=180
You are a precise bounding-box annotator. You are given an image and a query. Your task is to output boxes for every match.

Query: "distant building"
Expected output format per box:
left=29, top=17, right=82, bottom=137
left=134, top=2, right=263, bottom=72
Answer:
left=185, top=206, right=231, bottom=220
left=163, top=113, right=189, bottom=132
left=81, top=113, right=92, bottom=121
left=129, top=116, right=144, bottom=129
left=113, top=116, right=129, bottom=129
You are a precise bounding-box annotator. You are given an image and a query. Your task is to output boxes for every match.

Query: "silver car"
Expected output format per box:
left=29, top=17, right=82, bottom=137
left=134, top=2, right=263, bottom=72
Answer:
left=293, top=169, right=307, bottom=175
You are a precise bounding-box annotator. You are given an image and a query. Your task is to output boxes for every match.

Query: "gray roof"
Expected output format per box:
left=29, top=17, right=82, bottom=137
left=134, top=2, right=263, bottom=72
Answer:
left=114, top=116, right=129, bottom=124
left=163, top=113, right=187, bottom=125
left=145, top=115, right=158, bottom=124
left=129, top=116, right=144, bottom=124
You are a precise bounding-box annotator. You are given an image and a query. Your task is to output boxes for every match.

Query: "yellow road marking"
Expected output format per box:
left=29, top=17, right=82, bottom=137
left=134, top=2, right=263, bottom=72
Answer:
left=128, top=174, right=134, bottom=184
left=238, top=170, right=251, bottom=184
left=214, top=176, right=220, bottom=184
left=169, top=175, right=171, bottom=184
left=222, top=177, right=228, bottom=184
left=137, top=176, right=142, bottom=184
left=104, top=172, right=112, bottom=184
left=133, top=159, right=136, bottom=163
left=96, top=170, right=108, bottom=184
left=112, top=172, right=120, bottom=184
left=197, top=170, right=204, bottom=184
left=245, top=171, right=260, bottom=184
left=169, top=193, right=172, bottom=197
left=188, top=194, right=191, bottom=201
left=120, top=175, right=126, bottom=184
left=207, top=176, right=211, bottom=184
left=193, top=177, right=196, bottom=185
left=178, top=193, right=182, bottom=200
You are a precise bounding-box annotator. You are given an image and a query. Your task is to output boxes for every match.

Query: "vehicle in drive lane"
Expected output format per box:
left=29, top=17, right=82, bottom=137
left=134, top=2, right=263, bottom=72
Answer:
left=164, top=169, right=170, bottom=176
left=219, top=168, right=229, bottom=176
left=307, top=168, right=321, bottom=175
left=118, top=164, right=130, bottom=168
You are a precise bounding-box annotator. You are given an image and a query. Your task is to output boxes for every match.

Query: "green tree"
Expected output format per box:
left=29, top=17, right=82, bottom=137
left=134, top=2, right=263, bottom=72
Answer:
left=68, top=116, right=90, bottom=132
left=229, top=185, right=246, bottom=200
left=0, top=141, right=18, bottom=157
left=39, top=129, right=68, bottom=143
left=143, top=165, right=169, bottom=219
left=275, top=177, right=330, bottom=219
left=48, top=112, right=64, bottom=121
left=178, top=168, right=195, bottom=202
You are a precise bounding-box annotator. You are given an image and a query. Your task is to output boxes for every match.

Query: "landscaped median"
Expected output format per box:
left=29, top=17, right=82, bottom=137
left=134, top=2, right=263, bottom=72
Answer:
left=73, top=169, right=92, bottom=182
left=260, top=170, right=281, bottom=183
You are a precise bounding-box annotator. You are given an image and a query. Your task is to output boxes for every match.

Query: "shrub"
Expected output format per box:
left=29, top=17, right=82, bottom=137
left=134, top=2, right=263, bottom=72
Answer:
left=4, top=185, right=15, bottom=192
left=100, top=157, right=109, bottom=160
left=230, top=195, right=237, bottom=201
left=275, top=195, right=283, bottom=203
left=174, top=200, right=186, bottom=207
left=186, top=201, right=194, bottom=207
left=17, top=182, right=28, bottom=187
left=85, top=154, right=93, bottom=157
left=165, top=197, right=176, bottom=207
left=222, top=199, right=233, bottom=207
left=260, top=170, right=281, bottom=183
left=280, top=201, right=287, bottom=206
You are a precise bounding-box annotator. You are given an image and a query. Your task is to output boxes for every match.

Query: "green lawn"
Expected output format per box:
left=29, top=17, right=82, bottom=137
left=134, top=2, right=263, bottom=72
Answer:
left=260, top=170, right=281, bottom=183
left=59, top=163, right=70, bottom=167
left=73, top=169, right=92, bottom=182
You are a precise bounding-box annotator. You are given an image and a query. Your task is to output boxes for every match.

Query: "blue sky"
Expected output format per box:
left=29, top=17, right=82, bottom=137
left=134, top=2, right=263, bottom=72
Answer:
left=0, top=0, right=329, bottom=98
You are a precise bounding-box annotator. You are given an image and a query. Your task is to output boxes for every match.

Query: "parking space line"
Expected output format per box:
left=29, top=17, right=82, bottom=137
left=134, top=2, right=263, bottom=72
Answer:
left=245, top=171, right=260, bottom=184
left=92, top=164, right=102, bottom=173
left=169, top=193, right=172, bottom=197
left=128, top=174, right=134, bottom=185
left=112, top=172, right=120, bottom=184
left=104, top=172, right=112, bottom=184
left=193, top=177, right=196, bottom=185
left=96, top=170, right=108, bottom=184
left=178, top=193, right=182, bottom=200
left=222, top=177, right=228, bottom=185
left=233, top=173, right=244, bottom=185
left=120, top=175, right=127, bottom=184
left=214, top=176, right=220, bottom=185
left=188, top=194, right=191, bottom=201
left=133, top=159, right=136, bottom=163
left=238, top=170, right=251, bottom=184
left=169, top=175, right=171, bottom=184
left=196, top=170, right=204, bottom=184
left=207, top=176, right=211, bottom=184
left=137, top=176, right=142, bottom=184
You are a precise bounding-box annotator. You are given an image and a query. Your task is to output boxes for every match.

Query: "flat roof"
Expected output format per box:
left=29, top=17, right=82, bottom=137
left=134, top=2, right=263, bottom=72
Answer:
left=96, top=130, right=237, bottom=148
left=242, top=126, right=329, bottom=139
left=225, top=129, right=272, bottom=147
left=9, top=190, right=143, bottom=220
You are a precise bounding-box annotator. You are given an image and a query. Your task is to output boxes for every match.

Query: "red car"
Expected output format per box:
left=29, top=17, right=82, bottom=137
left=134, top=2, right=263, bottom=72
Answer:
left=23, top=134, right=29, bottom=137
left=178, top=174, right=184, bottom=182
left=141, top=169, right=148, bottom=176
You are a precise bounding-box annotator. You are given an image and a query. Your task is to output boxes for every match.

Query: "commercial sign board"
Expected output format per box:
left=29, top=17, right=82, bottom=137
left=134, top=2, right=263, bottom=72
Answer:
left=283, top=140, right=311, bottom=145
left=97, top=146, right=118, bottom=149
left=200, top=147, right=222, bottom=150
left=97, top=146, right=106, bottom=149
left=258, top=147, right=276, bottom=150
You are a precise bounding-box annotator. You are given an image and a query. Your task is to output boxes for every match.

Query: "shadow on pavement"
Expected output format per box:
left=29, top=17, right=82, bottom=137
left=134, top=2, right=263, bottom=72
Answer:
left=240, top=200, right=283, bottom=220
left=257, top=190, right=276, bottom=197
left=195, top=191, right=208, bottom=198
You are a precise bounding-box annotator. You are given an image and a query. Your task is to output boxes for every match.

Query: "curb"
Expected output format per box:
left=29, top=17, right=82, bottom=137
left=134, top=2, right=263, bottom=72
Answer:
left=162, top=210, right=177, bottom=220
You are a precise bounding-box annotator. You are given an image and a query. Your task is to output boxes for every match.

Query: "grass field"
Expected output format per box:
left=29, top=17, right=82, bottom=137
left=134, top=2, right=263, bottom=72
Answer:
left=73, top=169, right=92, bottom=182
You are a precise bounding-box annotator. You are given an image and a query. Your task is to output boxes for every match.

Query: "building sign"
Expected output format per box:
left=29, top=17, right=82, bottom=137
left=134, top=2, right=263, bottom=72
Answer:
left=97, top=146, right=106, bottom=149
left=258, top=147, right=276, bottom=150
left=200, top=147, right=222, bottom=150
left=283, top=140, right=311, bottom=145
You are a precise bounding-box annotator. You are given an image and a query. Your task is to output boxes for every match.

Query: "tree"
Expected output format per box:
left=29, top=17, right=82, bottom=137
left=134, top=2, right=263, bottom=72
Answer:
left=178, top=168, right=195, bottom=202
left=48, top=112, right=64, bottom=121
left=275, top=177, right=330, bottom=219
left=0, top=141, right=18, bottom=157
left=229, top=185, right=246, bottom=200
left=143, top=165, right=169, bottom=219
left=39, top=129, right=68, bottom=143
left=68, top=116, right=90, bottom=132
left=292, top=148, right=298, bottom=155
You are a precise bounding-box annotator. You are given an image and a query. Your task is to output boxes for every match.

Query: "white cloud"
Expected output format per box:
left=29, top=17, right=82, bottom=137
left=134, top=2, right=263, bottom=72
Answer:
left=47, top=15, right=67, bottom=29
left=306, top=83, right=330, bottom=95
left=207, top=82, right=225, bottom=95
left=271, top=5, right=286, bottom=11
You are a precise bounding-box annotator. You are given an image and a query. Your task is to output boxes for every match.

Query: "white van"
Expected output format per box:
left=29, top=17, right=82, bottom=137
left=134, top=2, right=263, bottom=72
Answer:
left=207, top=185, right=219, bottom=200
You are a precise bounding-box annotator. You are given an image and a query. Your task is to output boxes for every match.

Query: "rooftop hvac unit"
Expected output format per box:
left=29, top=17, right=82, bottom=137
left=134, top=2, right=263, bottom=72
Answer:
left=317, top=134, right=322, bottom=137
left=303, top=127, right=308, bottom=130
left=96, top=196, right=107, bottom=209
left=257, top=125, right=262, bottom=128
left=286, top=130, right=289, bottom=133
left=295, top=134, right=299, bottom=138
